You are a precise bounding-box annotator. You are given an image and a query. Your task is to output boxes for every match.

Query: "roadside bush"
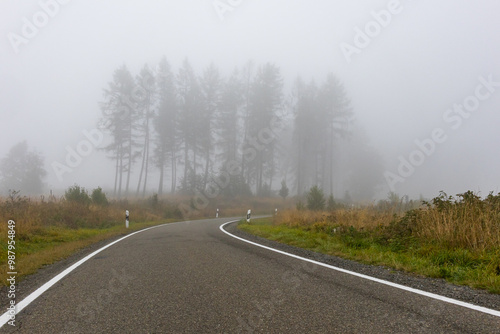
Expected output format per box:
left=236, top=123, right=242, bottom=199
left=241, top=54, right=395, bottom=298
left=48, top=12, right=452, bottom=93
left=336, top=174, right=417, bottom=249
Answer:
left=163, top=203, right=183, bottom=219
left=149, top=193, right=159, bottom=209
left=91, top=187, right=109, bottom=206
left=64, top=185, right=90, bottom=206
left=296, top=200, right=305, bottom=211
left=307, top=186, right=325, bottom=211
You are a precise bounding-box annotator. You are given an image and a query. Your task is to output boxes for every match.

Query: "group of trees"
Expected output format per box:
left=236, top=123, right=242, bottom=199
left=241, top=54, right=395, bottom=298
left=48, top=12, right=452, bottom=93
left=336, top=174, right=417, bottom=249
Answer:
left=64, top=185, right=109, bottom=206
left=290, top=75, right=352, bottom=196
left=100, top=58, right=284, bottom=198
left=0, top=57, right=384, bottom=201
left=98, top=56, right=384, bottom=200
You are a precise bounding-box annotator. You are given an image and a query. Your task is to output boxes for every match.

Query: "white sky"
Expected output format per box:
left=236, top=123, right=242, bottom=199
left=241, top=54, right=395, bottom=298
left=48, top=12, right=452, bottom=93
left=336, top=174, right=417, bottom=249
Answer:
left=1, top=0, right=500, bottom=198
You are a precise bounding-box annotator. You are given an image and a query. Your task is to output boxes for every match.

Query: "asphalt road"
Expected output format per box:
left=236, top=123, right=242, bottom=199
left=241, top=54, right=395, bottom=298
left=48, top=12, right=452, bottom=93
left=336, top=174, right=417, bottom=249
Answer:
left=2, top=218, right=500, bottom=333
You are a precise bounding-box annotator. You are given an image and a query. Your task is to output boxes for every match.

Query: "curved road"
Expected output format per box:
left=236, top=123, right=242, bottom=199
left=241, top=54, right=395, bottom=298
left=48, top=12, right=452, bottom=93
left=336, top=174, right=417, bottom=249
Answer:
left=2, top=218, right=499, bottom=333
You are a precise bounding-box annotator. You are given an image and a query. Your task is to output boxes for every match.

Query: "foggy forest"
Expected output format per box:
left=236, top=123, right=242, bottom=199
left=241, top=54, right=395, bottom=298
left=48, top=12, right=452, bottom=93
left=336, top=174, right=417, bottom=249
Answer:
left=2, top=0, right=500, bottom=202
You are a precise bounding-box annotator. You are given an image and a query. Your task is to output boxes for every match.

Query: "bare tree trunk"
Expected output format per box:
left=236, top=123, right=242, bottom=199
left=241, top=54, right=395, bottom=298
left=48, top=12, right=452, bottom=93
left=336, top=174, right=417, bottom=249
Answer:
left=183, top=144, right=189, bottom=190
left=297, top=135, right=302, bottom=196
left=158, top=154, right=164, bottom=196
left=136, top=138, right=146, bottom=196
left=269, top=150, right=275, bottom=191
left=329, top=124, right=334, bottom=195
left=171, top=150, right=176, bottom=194
left=142, top=123, right=150, bottom=197
left=118, top=144, right=123, bottom=198
left=203, top=148, right=210, bottom=190
left=114, top=152, right=119, bottom=197
left=125, top=140, right=132, bottom=197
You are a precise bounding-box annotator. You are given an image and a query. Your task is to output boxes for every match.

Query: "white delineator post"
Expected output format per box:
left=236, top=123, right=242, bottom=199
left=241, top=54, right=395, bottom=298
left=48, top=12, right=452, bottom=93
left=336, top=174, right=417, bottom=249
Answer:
left=246, top=209, right=251, bottom=223
left=216, top=208, right=219, bottom=218
left=125, top=210, right=129, bottom=228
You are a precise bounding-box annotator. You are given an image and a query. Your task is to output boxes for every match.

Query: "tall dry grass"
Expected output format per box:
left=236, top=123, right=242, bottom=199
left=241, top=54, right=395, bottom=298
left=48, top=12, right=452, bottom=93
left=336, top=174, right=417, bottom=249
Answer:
left=0, top=195, right=165, bottom=241
left=275, top=207, right=394, bottom=231
left=274, top=191, right=500, bottom=252
left=414, top=192, right=500, bottom=251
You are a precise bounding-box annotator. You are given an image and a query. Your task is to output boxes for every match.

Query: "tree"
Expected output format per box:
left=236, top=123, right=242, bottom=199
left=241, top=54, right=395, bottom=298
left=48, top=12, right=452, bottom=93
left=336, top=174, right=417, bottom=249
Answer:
left=240, top=60, right=255, bottom=182
left=291, top=74, right=352, bottom=196
left=0, top=141, right=46, bottom=195
left=199, top=63, right=222, bottom=190
left=342, top=128, right=384, bottom=201
left=91, top=187, right=109, bottom=206
left=291, top=78, right=319, bottom=195
left=343, top=190, right=352, bottom=205
left=154, top=56, right=178, bottom=195
left=279, top=180, right=289, bottom=200
left=177, top=58, right=202, bottom=194
left=327, top=194, right=336, bottom=211
left=318, top=73, right=353, bottom=195
left=64, top=184, right=91, bottom=206
left=307, top=185, right=325, bottom=211
left=99, top=65, right=139, bottom=198
left=216, top=68, right=243, bottom=165
left=135, top=64, right=157, bottom=197
left=246, top=63, right=283, bottom=194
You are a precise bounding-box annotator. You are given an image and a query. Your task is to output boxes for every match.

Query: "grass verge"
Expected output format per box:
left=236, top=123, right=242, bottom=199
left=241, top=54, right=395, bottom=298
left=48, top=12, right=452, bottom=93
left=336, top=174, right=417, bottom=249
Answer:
left=238, top=217, right=500, bottom=294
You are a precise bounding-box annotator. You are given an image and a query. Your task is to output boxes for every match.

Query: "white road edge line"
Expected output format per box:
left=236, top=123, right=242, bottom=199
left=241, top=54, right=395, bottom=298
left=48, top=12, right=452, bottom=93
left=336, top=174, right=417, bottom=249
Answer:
left=0, top=221, right=187, bottom=328
left=220, top=220, right=500, bottom=318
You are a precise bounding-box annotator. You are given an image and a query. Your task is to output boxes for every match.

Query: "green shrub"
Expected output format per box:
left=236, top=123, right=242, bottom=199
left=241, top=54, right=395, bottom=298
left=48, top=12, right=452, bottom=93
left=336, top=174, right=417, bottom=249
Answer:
left=327, top=195, right=338, bottom=211
left=149, top=193, right=159, bottom=209
left=307, top=185, right=325, bottom=211
left=91, top=187, right=109, bottom=206
left=64, top=185, right=90, bottom=206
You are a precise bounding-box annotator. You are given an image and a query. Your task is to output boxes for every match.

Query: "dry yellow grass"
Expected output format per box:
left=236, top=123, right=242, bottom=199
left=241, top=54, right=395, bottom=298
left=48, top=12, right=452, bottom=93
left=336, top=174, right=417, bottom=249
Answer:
left=275, top=207, right=394, bottom=231
left=275, top=191, right=500, bottom=252
left=415, top=204, right=500, bottom=251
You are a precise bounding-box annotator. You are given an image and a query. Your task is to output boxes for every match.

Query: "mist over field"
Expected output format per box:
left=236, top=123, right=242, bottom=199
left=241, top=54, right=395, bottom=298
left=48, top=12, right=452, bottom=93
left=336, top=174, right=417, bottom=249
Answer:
left=1, top=0, right=500, bottom=201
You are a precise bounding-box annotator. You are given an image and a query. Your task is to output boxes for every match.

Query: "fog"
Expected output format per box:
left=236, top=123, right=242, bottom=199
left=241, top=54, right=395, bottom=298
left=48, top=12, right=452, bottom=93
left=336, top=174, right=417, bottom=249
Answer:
left=1, top=0, right=500, bottom=200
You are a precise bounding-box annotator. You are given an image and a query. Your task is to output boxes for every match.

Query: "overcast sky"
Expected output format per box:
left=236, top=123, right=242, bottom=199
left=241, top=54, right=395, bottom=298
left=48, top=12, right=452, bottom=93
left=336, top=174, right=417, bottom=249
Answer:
left=1, top=0, right=500, bottom=199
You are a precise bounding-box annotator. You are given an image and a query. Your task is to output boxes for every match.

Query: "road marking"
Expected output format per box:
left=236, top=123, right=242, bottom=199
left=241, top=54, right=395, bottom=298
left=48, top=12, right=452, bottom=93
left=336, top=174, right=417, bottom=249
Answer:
left=0, top=221, right=187, bottom=328
left=220, top=221, right=500, bottom=318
